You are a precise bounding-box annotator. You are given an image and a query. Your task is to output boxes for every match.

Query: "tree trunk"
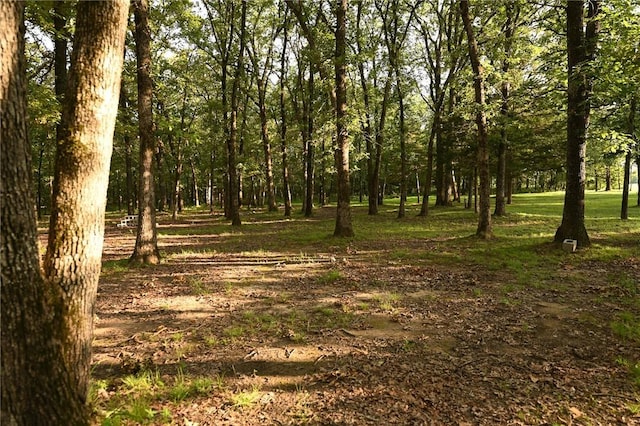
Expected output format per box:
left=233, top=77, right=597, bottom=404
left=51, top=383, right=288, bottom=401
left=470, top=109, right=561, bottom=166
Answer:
left=396, top=77, right=407, bottom=219
left=53, top=0, right=69, bottom=144
left=191, top=157, right=200, bottom=207
left=494, top=3, right=517, bottom=217
left=460, top=0, right=492, bottom=238
left=333, top=0, right=354, bottom=237
left=258, top=81, right=277, bottom=212
left=621, top=149, right=632, bottom=220
left=227, top=0, right=246, bottom=226
left=280, top=15, right=292, bottom=217
left=555, top=0, right=599, bottom=247
left=621, top=97, right=636, bottom=220
left=2, top=3, right=90, bottom=422
left=304, top=67, right=315, bottom=218
left=118, top=85, right=136, bottom=215
left=637, top=156, right=640, bottom=207
left=419, top=114, right=438, bottom=216
left=131, top=0, right=160, bottom=265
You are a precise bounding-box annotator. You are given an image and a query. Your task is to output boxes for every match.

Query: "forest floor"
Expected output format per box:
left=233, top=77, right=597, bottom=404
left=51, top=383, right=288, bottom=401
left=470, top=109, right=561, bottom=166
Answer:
left=86, top=195, right=639, bottom=425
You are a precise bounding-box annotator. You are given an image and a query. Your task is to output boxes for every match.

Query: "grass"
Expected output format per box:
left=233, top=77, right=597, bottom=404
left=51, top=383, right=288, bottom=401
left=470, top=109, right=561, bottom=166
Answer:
left=93, top=190, right=639, bottom=423
left=611, top=312, right=640, bottom=343
left=230, top=385, right=262, bottom=408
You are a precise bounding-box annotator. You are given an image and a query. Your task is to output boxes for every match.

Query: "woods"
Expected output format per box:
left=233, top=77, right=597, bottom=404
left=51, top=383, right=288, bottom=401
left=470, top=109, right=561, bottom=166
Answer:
left=19, top=0, right=640, bottom=231
left=1, top=0, right=639, bottom=423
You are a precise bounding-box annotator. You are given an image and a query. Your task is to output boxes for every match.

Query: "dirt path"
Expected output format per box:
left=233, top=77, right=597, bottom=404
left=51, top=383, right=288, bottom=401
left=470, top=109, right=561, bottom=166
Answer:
left=91, top=214, right=639, bottom=425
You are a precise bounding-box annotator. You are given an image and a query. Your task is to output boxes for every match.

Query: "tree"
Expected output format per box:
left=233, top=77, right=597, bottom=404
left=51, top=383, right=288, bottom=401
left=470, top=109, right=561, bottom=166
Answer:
left=2, top=2, right=83, bottom=422
left=131, top=0, right=160, bottom=264
left=2, top=0, right=130, bottom=422
left=460, top=0, right=492, bottom=239
left=415, top=0, right=466, bottom=216
left=247, top=2, right=279, bottom=212
left=554, top=0, right=600, bottom=247
left=227, top=0, right=247, bottom=226
left=355, top=0, right=391, bottom=215
left=494, top=1, right=519, bottom=217
left=279, top=7, right=293, bottom=217
left=621, top=97, right=636, bottom=220
left=334, top=0, right=354, bottom=236
left=377, top=0, right=418, bottom=219
left=287, top=0, right=354, bottom=236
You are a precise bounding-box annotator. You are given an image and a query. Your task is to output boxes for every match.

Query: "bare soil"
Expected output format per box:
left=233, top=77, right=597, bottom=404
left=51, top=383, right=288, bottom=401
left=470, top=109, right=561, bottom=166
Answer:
left=91, top=209, right=639, bottom=425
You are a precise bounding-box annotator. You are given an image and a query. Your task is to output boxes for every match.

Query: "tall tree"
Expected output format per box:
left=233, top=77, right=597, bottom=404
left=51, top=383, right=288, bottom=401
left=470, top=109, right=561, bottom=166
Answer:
left=43, top=0, right=130, bottom=411
left=620, top=97, right=636, bottom=220
left=247, top=3, right=279, bottom=212
left=416, top=0, right=465, bottom=216
left=2, top=2, right=84, bottom=422
left=494, top=1, right=519, bottom=216
left=279, top=8, right=293, bottom=217
left=2, top=0, right=130, bottom=422
left=554, top=0, right=600, bottom=247
left=287, top=0, right=354, bottom=236
left=227, top=0, right=247, bottom=226
left=131, top=0, right=160, bottom=264
left=334, top=0, right=354, bottom=236
left=356, top=0, right=391, bottom=215
left=460, top=0, right=492, bottom=238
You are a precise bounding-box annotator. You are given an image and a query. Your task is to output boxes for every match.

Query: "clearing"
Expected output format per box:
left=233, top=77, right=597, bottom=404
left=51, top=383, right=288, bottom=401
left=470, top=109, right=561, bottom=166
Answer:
left=85, top=192, right=639, bottom=425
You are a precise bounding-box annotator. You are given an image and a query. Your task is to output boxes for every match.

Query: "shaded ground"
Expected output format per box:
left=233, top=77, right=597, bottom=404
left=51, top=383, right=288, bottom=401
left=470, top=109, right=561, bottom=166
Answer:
left=90, top=206, right=639, bottom=425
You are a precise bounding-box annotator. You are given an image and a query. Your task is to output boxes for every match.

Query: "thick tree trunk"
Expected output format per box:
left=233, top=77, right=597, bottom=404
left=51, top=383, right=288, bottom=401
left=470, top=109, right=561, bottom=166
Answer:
left=1, top=3, right=87, bottom=422
left=555, top=0, right=599, bottom=247
left=460, top=0, right=492, bottom=238
left=43, top=0, right=129, bottom=405
left=334, top=0, right=354, bottom=237
left=131, top=0, right=160, bottom=265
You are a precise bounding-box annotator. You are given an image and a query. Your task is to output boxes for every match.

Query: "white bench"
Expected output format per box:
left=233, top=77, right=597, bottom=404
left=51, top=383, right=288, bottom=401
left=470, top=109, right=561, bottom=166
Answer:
left=117, top=215, right=138, bottom=228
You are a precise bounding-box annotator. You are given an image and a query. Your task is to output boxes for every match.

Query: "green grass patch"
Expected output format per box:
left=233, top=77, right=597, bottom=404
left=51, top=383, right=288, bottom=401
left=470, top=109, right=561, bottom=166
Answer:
left=317, top=269, right=342, bottom=284
left=101, top=258, right=130, bottom=274
left=230, top=385, right=262, bottom=408
left=611, top=312, right=640, bottom=343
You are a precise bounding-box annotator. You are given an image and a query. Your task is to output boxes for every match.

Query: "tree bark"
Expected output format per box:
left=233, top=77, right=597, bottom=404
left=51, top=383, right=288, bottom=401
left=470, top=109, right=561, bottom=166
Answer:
left=2, top=3, right=87, bottom=423
left=621, top=97, right=636, bottom=220
left=334, top=0, right=354, bottom=237
left=554, top=0, right=599, bottom=247
left=43, top=0, right=130, bottom=407
left=494, top=2, right=517, bottom=217
left=227, top=0, right=246, bottom=226
left=131, top=0, right=160, bottom=265
left=118, top=84, right=136, bottom=215
left=304, top=67, right=315, bottom=218
left=280, top=13, right=292, bottom=217
left=460, top=0, right=492, bottom=239
left=287, top=0, right=352, bottom=234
